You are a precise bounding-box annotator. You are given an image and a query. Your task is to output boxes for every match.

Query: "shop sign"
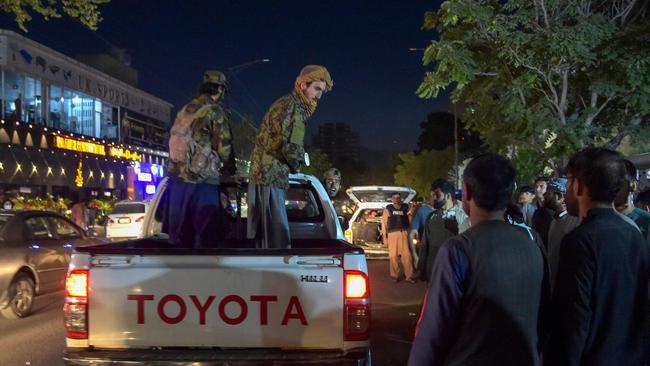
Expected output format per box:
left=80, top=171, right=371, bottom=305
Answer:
left=137, top=172, right=152, bottom=182
left=55, top=136, right=106, bottom=156
left=145, top=185, right=156, bottom=195
left=109, top=147, right=143, bottom=162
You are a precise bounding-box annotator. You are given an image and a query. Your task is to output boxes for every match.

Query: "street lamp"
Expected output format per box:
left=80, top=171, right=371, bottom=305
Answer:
left=228, top=58, right=271, bottom=74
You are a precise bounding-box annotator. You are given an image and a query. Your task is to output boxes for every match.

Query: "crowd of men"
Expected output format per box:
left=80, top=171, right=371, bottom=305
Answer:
left=408, top=150, right=650, bottom=366
left=159, top=65, right=649, bottom=365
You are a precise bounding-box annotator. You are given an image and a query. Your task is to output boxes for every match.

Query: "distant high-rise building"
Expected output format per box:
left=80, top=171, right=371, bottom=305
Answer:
left=313, top=123, right=360, bottom=164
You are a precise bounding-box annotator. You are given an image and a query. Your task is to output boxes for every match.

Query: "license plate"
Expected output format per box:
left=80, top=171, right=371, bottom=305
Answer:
left=118, top=218, right=131, bottom=224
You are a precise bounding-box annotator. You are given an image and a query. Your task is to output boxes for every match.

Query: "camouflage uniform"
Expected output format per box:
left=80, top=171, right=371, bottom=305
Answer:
left=168, top=94, right=235, bottom=184
left=249, top=91, right=310, bottom=189
left=163, top=70, right=235, bottom=248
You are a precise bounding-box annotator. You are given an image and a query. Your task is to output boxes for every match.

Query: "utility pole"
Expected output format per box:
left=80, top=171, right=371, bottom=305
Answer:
left=453, top=103, right=459, bottom=190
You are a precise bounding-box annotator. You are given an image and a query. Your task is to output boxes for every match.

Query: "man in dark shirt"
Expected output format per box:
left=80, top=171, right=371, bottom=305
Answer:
left=409, top=154, right=549, bottom=366
left=532, top=176, right=553, bottom=250
left=544, top=177, right=580, bottom=290
left=544, top=148, right=650, bottom=366
left=615, top=159, right=650, bottom=240
left=416, top=179, right=466, bottom=282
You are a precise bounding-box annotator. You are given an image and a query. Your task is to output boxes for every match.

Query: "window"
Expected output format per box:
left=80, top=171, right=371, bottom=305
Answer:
left=220, top=185, right=322, bottom=222
left=49, top=217, right=81, bottom=238
left=24, top=216, right=54, bottom=239
left=286, top=187, right=322, bottom=221
left=24, top=76, right=43, bottom=124
left=2, top=69, right=24, bottom=121
left=48, top=85, right=63, bottom=129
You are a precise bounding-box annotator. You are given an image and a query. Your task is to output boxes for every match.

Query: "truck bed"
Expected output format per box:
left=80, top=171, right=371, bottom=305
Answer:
left=75, top=238, right=364, bottom=256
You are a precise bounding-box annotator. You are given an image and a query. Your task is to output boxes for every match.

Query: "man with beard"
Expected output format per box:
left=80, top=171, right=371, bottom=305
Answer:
left=543, top=177, right=580, bottom=290
left=382, top=192, right=417, bottom=283
left=409, top=154, right=548, bottom=366
left=544, top=148, right=650, bottom=366
left=532, top=176, right=554, bottom=249
left=322, top=168, right=341, bottom=198
left=248, top=65, right=333, bottom=248
left=416, top=178, right=467, bottom=281
left=615, top=159, right=650, bottom=240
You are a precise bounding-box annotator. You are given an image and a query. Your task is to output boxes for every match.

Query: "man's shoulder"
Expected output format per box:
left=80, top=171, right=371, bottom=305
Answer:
left=270, top=94, right=296, bottom=109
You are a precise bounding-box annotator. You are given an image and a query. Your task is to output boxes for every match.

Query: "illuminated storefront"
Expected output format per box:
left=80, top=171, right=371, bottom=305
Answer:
left=0, top=121, right=168, bottom=200
left=0, top=29, right=172, bottom=201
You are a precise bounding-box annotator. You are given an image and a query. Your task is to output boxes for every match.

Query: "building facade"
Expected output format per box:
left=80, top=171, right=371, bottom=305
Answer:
left=312, top=123, right=360, bottom=164
left=0, top=29, right=172, bottom=202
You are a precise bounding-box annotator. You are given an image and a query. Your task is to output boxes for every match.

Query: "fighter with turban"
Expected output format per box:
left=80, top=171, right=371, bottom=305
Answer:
left=248, top=65, right=333, bottom=248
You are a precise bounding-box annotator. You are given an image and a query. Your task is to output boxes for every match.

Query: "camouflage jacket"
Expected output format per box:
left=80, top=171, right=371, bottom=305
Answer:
left=168, top=94, right=235, bottom=184
left=249, top=91, right=310, bottom=189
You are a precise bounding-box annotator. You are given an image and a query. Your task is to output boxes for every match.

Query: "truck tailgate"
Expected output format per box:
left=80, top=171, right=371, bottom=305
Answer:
left=87, top=255, right=344, bottom=349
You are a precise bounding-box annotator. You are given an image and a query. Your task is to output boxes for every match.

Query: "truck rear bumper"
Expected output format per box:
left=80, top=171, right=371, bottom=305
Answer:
left=63, top=347, right=370, bottom=366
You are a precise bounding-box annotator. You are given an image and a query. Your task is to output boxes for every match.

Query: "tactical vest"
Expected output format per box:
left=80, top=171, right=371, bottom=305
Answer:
left=386, top=203, right=409, bottom=233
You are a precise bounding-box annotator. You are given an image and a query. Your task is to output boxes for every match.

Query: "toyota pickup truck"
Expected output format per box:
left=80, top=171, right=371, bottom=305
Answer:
left=63, top=174, right=371, bottom=365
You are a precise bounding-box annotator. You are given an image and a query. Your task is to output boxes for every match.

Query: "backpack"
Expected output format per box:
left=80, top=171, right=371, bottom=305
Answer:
left=169, top=103, right=221, bottom=179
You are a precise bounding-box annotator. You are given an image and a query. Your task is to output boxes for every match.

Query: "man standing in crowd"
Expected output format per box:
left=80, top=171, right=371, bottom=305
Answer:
left=382, top=192, right=416, bottom=283
left=409, top=154, right=548, bottom=366
left=532, top=176, right=553, bottom=249
left=543, top=177, right=580, bottom=289
left=544, top=148, right=650, bottom=366
left=164, top=70, right=235, bottom=248
left=615, top=159, right=650, bottom=240
left=518, top=185, right=537, bottom=226
left=636, top=189, right=650, bottom=212
left=248, top=65, right=333, bottom=248
left=417, top=178, right=467, bottom=282
left=408, top=193, right=434, bottom=253
left=534, top=176, right=548, bottom=208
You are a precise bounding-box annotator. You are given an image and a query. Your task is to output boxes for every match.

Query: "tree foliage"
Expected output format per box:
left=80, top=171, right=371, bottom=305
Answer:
left=302, top=147, right=333, bottom=179
left=418, top=0, right=650, bottom=180
left=394, top=148, right=455, bottom=198
left=0, top=0, right=109, bottom=32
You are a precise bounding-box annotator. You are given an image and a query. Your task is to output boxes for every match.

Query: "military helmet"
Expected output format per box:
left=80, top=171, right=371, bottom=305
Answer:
left=203, top=70, right=229, bottom=89
left=323, top=168, right=341, bottom=181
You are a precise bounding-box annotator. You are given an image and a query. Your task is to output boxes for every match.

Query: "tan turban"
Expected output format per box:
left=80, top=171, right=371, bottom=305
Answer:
left=293, top=65, right=333, bottom=116
left=294, top=65, right=334, bottom=92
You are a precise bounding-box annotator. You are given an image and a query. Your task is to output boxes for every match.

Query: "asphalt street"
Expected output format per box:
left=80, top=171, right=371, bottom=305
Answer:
left=0, top=259, right=427, bottom=366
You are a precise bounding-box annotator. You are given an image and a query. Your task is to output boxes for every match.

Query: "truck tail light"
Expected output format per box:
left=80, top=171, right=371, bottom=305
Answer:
left=344, top=270, right=370, bottom=341
left=64, top=269, right=88, bottom=339
left=135, top=215, right=145, bottom=223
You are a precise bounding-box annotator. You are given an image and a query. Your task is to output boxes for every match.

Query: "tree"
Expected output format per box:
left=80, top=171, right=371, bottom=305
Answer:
left=394, top=148, right=455, bottom=198
left=0, top=0, right=109, bottom=32
left=417, top=111, right=483, bottom=154
left=230, top=114, right=259, bottom=174
left=417, top=0, right=650, bottom=181
left=302, top=147, right=333, bottom=179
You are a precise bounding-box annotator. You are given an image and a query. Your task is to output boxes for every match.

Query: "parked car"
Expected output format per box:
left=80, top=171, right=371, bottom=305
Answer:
left=344, top=186, right=416, bottom=259
left=105, top=201, right=149, bottom=241
left=0, top=210, right=103, bottom=319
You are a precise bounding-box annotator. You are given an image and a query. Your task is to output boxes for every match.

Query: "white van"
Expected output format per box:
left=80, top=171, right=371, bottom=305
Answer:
left=344, top=186, right=416, bottom=259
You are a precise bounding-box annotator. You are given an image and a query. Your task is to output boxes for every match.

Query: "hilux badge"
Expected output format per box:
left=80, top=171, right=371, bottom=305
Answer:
left=300, top=275, right=329, bottom=283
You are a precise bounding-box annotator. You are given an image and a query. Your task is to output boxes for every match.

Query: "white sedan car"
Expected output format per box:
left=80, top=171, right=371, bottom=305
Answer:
left=105, top=201, right=149, bottom=241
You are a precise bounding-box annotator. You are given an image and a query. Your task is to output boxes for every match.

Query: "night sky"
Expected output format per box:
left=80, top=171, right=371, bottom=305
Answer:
left=1, top=0, right=448, bottom=151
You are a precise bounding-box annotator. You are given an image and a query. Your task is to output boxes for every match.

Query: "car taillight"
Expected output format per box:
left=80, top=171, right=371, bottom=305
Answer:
left=344, top=270, right=370, bottom=341
left=64, top=269, right=88, bottom=339
left=344, top=229, right=353, bottom=243
left=135, top=215, right=145, bottom=223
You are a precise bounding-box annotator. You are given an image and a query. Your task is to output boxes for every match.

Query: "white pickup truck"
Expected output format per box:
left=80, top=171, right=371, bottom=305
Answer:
left=63, top=174, right=371, bottom=365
